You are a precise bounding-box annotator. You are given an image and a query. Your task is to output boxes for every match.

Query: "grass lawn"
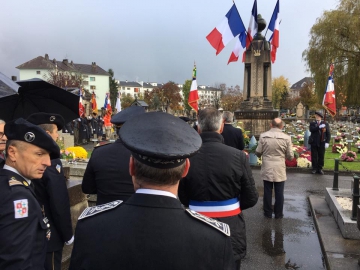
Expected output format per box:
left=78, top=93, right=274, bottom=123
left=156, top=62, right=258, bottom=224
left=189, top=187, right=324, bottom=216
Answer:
left=323, top=148, right=360, bottom=172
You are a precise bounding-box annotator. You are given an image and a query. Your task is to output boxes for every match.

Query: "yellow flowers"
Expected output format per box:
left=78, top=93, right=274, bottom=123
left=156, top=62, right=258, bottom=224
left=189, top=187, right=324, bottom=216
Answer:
left=65, top=147, right=88, bottom=159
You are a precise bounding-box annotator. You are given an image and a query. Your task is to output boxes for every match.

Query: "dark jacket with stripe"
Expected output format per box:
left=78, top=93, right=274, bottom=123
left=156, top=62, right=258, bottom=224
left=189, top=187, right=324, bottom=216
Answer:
left=178, top=132, right=259, bottom=260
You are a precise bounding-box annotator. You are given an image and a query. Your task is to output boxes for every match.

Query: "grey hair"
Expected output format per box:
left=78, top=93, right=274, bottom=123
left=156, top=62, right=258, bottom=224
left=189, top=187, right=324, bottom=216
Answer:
left=222, top=111, right=233, bottom=123
left=0, top=119, right=5, bottom=125
left=198, top=108, right=223, bottom=132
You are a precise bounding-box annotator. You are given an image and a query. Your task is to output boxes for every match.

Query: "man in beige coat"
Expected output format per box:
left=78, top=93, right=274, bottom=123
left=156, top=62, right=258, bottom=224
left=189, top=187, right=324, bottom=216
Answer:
left=255, top=118, right=294, bottom=219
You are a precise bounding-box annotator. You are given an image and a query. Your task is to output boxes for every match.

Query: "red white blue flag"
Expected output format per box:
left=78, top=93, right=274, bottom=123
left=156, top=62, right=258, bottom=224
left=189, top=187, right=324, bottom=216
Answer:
left=104, top=93, right=112, bottom=112
left=188, top=64, right=199, bottom=113
left=322, top=63, right=336, bottom=117
left=228, top=0, right=258, bottom=64
left=268, top=0, right=280, bottom=63
left=206, top=4, right=246, bottom=55
left=79, top=89, right=84, bottom=116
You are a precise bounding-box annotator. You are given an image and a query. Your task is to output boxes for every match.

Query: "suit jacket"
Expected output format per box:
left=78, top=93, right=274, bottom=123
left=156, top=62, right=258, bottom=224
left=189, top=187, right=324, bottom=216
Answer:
left=33, top=158, right=73, bottom=251
left=0, top=169, right=48, bottom=269
left=309, top=120, right=331, bottom=147
left=82, top=139, right=134, bottom=205
left=221, top=124, right=245, bottom=150
left=178, top=132, right=258, bottom=260
left=255, top=128, right=294, bottom=182
left=69, top=193, right=235, bottom=270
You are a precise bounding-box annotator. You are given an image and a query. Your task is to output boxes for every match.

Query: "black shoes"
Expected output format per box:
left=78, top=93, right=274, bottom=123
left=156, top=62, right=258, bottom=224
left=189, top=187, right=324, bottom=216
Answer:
left=312, top=170, right=317, bottom=174
left=317, top=170, right=324, bottom=175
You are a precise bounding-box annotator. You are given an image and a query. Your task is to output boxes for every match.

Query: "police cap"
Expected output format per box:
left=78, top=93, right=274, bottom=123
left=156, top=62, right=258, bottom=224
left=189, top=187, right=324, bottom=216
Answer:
left=5, top=118, right=60, bottom=159
left=111, top=106, right=145, bottom=125
left=314, top=111, right=323, bottom=118
left=27, top=112, right=65, bottom=130
left=120, top=112, right=202, bottom=169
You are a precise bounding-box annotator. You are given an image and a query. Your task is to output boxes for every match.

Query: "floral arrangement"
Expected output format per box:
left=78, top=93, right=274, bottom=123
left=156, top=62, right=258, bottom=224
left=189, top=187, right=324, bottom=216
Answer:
left=334, top=136, right=343, bottom=143
left=296, top=134, right=304, bottom=143
left=65, top=146, right=88, bottom=159
left=332, top=143, right=347, bottom=154
left=61, top=150, right=74, bottom=160
left=285, top=158, right=297, bottom=167
left=340, top=151, right=357, bottom=162
left=297, top=157, right=312, bottom=168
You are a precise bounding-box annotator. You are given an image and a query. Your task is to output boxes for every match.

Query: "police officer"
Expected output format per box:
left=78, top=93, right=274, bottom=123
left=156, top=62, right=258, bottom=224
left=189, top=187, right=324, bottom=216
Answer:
left=27, top=113, right=74, bottom=270
left=0, top=119, right=7, bottom=167
left=82, top=106, right=145, bottom=205
left=70, top=112, right=235, bottom=270
left=0, top=118, right=59, bottom=269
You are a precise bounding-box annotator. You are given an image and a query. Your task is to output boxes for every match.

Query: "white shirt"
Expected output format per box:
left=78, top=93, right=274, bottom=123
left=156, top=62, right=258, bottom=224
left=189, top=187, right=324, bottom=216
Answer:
left=136, top=188, right=177, bottom=199
left=3, top=164, right=32, bottom=185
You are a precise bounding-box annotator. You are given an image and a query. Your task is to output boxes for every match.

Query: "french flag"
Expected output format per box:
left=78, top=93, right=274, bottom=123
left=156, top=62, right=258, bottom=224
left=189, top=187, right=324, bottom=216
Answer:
left=79, top=89, right=84, bottom=116
left=104, top=93, right=112, bottom=112
left=268, top=0, right=280, bottom=63
left=228, top=0, right=257, bottom=64
left=206, top=4, right=246, bottom=55
left=322, top=63, right=336, bottom=117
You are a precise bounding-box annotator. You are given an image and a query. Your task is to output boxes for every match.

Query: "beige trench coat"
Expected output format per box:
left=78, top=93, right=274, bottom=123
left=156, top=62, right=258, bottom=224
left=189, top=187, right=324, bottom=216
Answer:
left=255, top=128, right=294, bottom=182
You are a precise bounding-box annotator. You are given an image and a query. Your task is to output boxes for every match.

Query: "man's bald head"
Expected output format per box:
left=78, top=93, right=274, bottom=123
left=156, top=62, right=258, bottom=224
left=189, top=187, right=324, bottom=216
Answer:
left=271, top=118, right=284, bottom=129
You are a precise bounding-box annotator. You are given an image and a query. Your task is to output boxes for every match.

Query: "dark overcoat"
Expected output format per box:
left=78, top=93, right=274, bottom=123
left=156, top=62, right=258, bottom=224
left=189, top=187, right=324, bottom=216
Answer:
left=82, top=139, right=134, bottom=205
left=221, top=124, right=245, bottom=150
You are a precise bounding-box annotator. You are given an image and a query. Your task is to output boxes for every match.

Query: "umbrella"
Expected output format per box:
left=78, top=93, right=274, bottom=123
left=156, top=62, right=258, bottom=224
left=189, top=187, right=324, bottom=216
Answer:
left=0, top=72, right=20, bottom=98
left=0, top=78, right=79, bottom=123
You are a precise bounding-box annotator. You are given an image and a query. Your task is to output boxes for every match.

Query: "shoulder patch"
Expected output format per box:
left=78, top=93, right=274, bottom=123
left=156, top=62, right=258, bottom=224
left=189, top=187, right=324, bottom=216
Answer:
left=9, top=177, right=25, bottom=187
left=78, top=200, right=123, bottom=220
left=185, top=209, right=231, bottom=236
left=56, top=164, right=61, bottom=173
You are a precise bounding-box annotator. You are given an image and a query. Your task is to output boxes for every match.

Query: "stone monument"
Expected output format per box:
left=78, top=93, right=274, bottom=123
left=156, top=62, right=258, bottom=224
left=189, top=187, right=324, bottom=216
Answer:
left=234, top=14, right=278, bottom=138
left=296, top=101, right=305, bottom=119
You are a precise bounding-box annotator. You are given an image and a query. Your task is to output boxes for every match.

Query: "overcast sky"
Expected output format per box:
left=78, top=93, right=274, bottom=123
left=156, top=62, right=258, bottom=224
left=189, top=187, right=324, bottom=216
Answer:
left=0, top=0, right=339, bottom=89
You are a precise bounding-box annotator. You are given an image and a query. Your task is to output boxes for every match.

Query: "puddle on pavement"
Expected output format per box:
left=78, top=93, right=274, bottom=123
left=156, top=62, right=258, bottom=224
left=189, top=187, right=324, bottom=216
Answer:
left=261, top=194, right=326, bottom=269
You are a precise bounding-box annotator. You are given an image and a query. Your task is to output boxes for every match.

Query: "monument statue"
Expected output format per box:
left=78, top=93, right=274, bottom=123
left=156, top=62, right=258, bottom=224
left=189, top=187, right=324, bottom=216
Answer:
left=235, top=14, right=279, bottom=138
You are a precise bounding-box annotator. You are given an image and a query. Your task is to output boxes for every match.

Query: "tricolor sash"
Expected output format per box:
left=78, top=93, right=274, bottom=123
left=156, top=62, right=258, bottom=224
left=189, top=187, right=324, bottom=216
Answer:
left=189, top=198, right=241, bottom=218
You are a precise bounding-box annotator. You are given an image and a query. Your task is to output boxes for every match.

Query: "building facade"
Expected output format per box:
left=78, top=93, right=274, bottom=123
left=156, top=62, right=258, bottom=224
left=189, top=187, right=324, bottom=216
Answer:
left=290, top=77, right=315, bottom=98
left=16, top=54, right=110, bottom=108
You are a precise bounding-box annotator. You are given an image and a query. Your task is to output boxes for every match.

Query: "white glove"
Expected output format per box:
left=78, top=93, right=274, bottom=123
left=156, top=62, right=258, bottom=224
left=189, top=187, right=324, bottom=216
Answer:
left=325, top=143, right=329, bottom=148
left=65, top=235, right=74, bottom=245
left=319, top=124, right=325, bottom=128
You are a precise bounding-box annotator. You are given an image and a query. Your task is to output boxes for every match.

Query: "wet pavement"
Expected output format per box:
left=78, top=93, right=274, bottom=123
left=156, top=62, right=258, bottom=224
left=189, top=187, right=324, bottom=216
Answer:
left=242, top=169, right=354, bottom=270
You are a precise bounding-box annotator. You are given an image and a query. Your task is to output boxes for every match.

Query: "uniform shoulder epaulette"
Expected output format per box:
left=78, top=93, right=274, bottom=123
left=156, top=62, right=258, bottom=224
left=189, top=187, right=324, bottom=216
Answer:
left=78, top=200, right=123, bottom=220
left=185, top=209, right=231, bottom=236
left=8, top=176, right=28, bottom=187
left=94, top=142, right=111, bottom=149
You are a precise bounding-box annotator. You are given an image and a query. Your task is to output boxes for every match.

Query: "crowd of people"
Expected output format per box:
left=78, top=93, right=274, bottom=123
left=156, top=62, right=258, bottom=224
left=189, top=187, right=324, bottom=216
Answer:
left=0, top=107, right=330, bottom=269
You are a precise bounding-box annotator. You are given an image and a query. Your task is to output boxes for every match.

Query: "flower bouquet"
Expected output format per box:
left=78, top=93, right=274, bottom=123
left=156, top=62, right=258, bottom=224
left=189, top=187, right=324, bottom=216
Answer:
left=340, top=151, right=357, bottom=162
left=297, top=157, right=312, bottom=168
left=61, top=150, right=74, bottom=161
left=332, top=143, right=347, bottom=154
left=65, top=146, right=88, bottom=159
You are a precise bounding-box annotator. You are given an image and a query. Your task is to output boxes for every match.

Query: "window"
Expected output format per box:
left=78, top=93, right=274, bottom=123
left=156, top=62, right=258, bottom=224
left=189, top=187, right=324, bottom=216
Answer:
left=90, top=77, right=95, bottom=81
left=90, top=85, right=96, bottom=90
left=127, top=88, right=130, bottom=90
left=122, top=87, right=125, bottom=90
left=134, top=88, right=139, bottom=93
left=83, top=81, right=89, bottom=86
left=36, top=71, right=41, bottom=74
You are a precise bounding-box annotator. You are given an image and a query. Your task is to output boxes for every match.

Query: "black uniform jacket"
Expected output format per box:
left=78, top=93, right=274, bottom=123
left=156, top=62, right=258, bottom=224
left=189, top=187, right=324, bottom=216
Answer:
left=33, top=158, right=73, bottom=251
left=221, top=124, right=245, bottom=150
left=309, top=120, right=331, bottom=147
left=0, top=168, right=47, bottom=269
left=69, top=193, right=235, bottom=270
left=178, top=132, right=258, bottom=260
left=82, top=139, right=134, bottom=205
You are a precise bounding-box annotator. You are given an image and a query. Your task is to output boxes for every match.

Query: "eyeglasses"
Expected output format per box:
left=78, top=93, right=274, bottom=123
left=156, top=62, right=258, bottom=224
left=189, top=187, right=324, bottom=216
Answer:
left=0, top=132, right=4, bottom=138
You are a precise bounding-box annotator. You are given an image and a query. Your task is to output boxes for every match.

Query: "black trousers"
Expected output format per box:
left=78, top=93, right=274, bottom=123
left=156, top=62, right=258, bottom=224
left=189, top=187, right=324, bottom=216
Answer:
left=263, top=181, right=285, bottom=218
left=311, top=145, right=325, bottom=170
left=45, top=250, right=62, bottom=270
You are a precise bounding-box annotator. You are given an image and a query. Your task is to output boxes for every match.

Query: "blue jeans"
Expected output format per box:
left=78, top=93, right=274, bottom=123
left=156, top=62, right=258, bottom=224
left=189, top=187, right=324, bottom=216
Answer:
left=263, top=180, right=285, bottom=218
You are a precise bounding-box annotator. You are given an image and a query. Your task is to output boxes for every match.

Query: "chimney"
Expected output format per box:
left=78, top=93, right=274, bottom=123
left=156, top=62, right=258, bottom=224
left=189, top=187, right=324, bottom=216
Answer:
left=45, top=54, right=49, bottom=60
left=92, top=62, right=96, bottom=72
left=70, top=60, right=73, bottom=65
left=53, top=58, right=56, bottom=64
left=63, top=59, right=68, bottom=65
left=11, top=76, right=17, bottom=81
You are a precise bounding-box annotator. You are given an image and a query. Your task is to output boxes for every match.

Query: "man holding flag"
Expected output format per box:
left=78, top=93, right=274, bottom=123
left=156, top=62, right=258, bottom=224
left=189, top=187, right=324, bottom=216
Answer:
left=309, top=62, right=334, bottom=175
